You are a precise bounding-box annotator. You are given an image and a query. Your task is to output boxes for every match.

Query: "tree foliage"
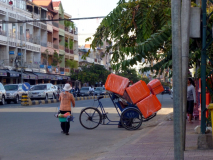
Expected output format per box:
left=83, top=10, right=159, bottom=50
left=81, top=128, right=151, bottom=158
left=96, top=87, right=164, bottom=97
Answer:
left=71, top=64, right=111, bottom=86
left=86, top=0, right=172, bottom=76
left=52, top=50, right=62, bottom=66
left=87, top=0, right=213, bottom=79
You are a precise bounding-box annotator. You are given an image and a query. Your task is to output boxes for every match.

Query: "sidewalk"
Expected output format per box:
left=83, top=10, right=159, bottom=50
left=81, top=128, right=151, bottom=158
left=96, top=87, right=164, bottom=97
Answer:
left=95, top=119, right=213, bottom=160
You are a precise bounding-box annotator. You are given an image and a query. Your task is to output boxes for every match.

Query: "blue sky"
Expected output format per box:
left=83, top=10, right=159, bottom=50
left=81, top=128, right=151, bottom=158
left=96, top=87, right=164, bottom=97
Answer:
left=55, top=0, right=118, bottom=45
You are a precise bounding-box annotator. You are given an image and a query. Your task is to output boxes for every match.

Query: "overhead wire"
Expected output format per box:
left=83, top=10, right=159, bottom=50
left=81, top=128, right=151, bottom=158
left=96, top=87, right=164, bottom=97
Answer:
left=1, top=16, right=106, bottom=24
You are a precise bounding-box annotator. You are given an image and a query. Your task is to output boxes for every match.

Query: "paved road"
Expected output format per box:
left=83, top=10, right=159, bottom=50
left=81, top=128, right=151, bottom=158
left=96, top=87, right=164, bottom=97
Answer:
left=0, top=94, right=173, bottom=160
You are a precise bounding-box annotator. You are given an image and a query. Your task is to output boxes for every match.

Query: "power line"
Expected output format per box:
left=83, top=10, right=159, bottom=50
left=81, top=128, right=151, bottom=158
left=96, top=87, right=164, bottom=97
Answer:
left=1, top=16, right=106, bottom=24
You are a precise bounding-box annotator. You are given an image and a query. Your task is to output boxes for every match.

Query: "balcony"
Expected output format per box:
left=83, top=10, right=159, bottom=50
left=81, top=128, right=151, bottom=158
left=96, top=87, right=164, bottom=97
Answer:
left=53, top=44, right=59, bottom=49
left=59, top=45, right=64, bottom=50
left=47, top=42, right=52, bottom=48
left=33, top=36, right=40, bottom=45
left=65, top=48, right=69, bottom=53
left=59, top=24, right=64, bottom=30
left=40, top=23, right=47, bottom=30
left=9, top=31, right=16, bottom=39
left=0, top=30, right=7, bottom=36
left=26, top=35, right=33, bottom=43
left=17, top=33, right=25, bottom=41
left=52, top=21, right=59, bottom=28
left=33, top=13, right=40, bottom=19
left=70, top=49, right=74, bottom=54
left=41, top=42, right=47, bottom=47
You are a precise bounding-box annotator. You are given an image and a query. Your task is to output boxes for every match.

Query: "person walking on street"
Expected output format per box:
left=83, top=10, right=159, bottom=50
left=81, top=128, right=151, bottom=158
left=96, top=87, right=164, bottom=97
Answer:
left=187, top=78, right=196, bottom=123
left=59, top=83, right=75, bottom=135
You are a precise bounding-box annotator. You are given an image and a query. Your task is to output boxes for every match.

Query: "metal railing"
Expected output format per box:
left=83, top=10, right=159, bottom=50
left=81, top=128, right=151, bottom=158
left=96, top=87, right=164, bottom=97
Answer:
left=17, top=33, right=25, bottom=41
left=47, top=42, right=52, bottom=48
left=41, top=42, right=47, bottom=47
left=65, top=48, right=69, bottom=53
left=53, top=44, right=59, bottom=49
left=59, top=45, right=64, bottom=50
left=0, top=30, right=7, bottom=36
left=70, top=49, right=74, bottom=54
left=59, top=24, right=64, bottom=30
left=33, top=13, right=40, bottom=19
left=52, top=21, right=59, bottom=28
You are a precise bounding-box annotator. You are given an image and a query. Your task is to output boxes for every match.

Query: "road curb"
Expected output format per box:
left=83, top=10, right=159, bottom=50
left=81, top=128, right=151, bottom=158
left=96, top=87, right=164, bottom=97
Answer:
left=21, top=95, right=109, bottom=106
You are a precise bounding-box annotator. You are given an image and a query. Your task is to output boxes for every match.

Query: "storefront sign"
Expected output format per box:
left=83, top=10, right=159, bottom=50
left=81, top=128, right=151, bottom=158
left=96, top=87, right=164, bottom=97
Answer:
left=48, top=66, right=52, bottom=72
left=9, top=51, right=14, bottom=55
left=18, top=53, right=22, bottom=56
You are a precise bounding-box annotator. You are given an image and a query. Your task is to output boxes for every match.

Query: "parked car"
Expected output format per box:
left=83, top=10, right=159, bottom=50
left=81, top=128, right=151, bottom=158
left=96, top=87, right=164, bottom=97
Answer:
left=94, top=87, right=106, bottom=96
left=161, top=86, right=171, bottom=95
left=79, top=87, right=91, bottom=96
left=53, top=85, right=60, bottom=99
left=0, top=83, right=6, bottom=105
left=28, top=83, right=56, bottom=100
left=4, top=84, right=26, bottom=104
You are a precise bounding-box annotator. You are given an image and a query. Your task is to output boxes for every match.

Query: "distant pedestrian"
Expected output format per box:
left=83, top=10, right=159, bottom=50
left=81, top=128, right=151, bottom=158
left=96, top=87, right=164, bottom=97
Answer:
left=59, top=83, right=75, bottom=135
left=187, top=78, right=196, bottom=123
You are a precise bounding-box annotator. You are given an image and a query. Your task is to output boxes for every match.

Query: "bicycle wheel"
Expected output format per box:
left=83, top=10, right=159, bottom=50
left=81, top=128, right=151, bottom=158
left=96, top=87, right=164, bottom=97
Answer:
left=79, top=107, right=102, bottom=129
left=121, top=108, right=143, bottom=130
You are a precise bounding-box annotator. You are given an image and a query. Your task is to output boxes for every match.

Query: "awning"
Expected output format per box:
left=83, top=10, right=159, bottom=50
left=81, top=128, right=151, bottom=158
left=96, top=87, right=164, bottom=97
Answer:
left=5, top=70, right=19, bottom=77
left=63, top=76, right=68, bottom=80
left=0, top=70, right=7, bottom=77
left=33, top=72, right=48, bottom=79
left=25, top=72, right=38, bottom=80
left=48, top=74, right=58, bottom=80
left=57, top=76, right=63, bottom=80
left=22, top=73, right=30, bottom=79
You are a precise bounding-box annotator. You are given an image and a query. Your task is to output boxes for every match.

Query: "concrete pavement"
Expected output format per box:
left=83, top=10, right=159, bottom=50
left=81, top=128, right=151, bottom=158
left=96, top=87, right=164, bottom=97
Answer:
left=94, top=119, right=213, bottom=160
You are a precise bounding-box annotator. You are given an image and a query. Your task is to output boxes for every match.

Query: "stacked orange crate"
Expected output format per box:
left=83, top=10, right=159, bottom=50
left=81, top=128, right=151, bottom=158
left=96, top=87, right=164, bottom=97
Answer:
left=126, top=80, right=150, bottom=104
left=147, top=79, right=164, bottom=95
left=105, top=73, right=129, bottom=96
left=136, top=94, right=162, bottom=118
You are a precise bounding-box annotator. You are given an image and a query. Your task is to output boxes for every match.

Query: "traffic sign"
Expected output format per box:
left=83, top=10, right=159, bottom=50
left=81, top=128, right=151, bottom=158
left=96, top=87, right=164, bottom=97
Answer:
left=22, top=82, right=30, bottom=91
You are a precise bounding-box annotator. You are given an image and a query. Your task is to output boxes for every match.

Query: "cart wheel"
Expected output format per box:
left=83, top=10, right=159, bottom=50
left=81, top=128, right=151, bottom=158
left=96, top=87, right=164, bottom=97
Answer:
left=121, top=108, right=143, bottom=130
left=79, top=107, right=102, bottom=130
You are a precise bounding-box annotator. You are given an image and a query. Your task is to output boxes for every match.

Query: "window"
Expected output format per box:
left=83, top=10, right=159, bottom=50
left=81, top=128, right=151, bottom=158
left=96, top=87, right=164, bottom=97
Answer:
left=32, top=85, right=47, bottom=90
left=5, top=85, right=18, bottom=91
left=0, top=83, right=4, bottom=90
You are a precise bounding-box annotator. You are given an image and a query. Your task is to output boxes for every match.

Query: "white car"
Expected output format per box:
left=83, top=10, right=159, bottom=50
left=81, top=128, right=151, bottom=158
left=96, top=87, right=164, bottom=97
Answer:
left=28, top=83, right=56, bottom=100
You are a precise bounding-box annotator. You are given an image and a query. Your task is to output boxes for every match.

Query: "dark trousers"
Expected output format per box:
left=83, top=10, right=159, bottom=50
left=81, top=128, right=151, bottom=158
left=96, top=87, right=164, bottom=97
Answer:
left=60, top=110, right=71, bottom=133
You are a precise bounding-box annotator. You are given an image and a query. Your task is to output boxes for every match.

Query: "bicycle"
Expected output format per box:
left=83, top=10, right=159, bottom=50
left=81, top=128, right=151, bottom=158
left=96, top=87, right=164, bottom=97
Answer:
left=79, top=93, right=156, bottom=130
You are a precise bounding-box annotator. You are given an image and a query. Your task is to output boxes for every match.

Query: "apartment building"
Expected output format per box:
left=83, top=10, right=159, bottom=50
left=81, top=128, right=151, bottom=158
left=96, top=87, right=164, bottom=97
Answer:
left=0, top=0, right=78, bottom=85
left=78, top=41, right=112, bottom=72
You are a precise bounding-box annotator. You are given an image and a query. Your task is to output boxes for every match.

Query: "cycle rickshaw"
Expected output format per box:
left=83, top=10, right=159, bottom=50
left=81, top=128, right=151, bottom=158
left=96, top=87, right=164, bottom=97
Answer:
left=79, top=93, right=157, bottom=130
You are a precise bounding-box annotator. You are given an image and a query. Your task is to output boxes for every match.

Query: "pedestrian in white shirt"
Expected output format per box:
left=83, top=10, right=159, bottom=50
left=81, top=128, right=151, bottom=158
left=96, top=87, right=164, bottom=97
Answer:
left=187, top=78, right=196, bottom=123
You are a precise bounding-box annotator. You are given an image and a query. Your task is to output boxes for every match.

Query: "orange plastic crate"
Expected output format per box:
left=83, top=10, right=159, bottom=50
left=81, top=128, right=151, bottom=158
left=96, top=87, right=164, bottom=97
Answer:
left=105, top=74, right=129, bottom=96
left=147, top=79, right=164, bottom=95
left=136, top=94, right=161, bottom=118
left=126, top=80, right=150, bottom=104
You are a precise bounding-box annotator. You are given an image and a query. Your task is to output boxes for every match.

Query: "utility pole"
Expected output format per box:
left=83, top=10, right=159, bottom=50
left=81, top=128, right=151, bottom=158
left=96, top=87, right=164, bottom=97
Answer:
left=20, top=23, right=23, bottom=84
left=171, top=0, right=184, bottom=159
left=181, top=0, right=191, bottom=150
left=201, top=0, right=207, bottom=134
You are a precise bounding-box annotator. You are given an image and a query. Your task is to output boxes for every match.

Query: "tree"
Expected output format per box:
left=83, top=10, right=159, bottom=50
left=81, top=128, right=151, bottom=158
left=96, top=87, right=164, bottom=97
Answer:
left=71, top=64, right=111, bottom=86
left=86, top=0, right=172, bottom=77
left=65, top=59, right=78, bottom=75
left=87, top=0, right=213, bottom=80
left=118, top=68, right=140, bottom=83
left=52, top=50, right=62, bottom=66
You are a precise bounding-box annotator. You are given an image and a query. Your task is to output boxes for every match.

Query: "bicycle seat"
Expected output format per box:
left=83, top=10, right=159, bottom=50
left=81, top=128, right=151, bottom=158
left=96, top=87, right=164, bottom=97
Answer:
left=97, top=96, right=104, bottom=100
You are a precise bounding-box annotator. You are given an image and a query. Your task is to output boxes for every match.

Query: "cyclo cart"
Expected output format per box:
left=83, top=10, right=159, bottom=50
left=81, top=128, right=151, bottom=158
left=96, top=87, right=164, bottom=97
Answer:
left=79, top=73, right=164, bottom=131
